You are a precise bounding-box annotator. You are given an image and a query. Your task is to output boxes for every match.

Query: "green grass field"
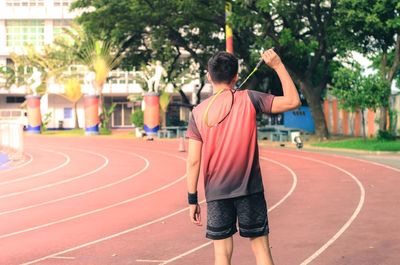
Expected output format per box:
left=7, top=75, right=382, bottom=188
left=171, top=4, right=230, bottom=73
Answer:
left=312, top=138, right=400, bottom=152
left=42, top=129, right=85, bottom=136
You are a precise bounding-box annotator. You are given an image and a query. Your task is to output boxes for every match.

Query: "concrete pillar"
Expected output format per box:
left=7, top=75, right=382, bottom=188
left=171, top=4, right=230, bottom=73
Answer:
left=44, top=20, right=53, bottom=45
left=0, top=20, right=7, bottom=55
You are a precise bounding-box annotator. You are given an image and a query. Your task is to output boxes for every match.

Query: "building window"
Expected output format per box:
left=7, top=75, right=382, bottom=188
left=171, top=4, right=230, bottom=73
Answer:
left=6, top=20, right=44, bottom=48
left=6, top=0, right=44, bottom=6
left=64, top=108, right=72, bottom=119
left=6, top=96, right=25, bottom=103
left=54, top=0, right=72, bottom=6
left=53, top=20, right=71, bottom=38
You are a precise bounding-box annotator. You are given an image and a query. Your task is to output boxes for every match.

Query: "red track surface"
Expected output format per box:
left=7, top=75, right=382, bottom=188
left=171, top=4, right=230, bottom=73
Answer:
left=0, top=135, right=399, bottom=265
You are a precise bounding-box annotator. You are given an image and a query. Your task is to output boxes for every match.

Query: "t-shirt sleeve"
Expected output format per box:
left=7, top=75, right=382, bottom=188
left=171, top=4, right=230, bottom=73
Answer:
left=186, top=113, right=202, bottom=142
left=247, top=90, right=275, bottom=114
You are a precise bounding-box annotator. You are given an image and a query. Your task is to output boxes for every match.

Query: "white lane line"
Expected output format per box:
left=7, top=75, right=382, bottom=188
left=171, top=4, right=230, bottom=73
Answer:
left=21, top=200, right=201, bottom=265
left=330, top=154, right=400, bottom=173
left=0, top=149, right=108, bottom=200
left=0, top=151, right=186, bottom=241
left=0, top=149, right=70, bottom=186
left=48, top=256, right=75, bottom=260
left=137, top=260, right=167, bottom=263
left=159, top=242, right=213, bottom=265
left=20, top=152, right=188, bottom=265
left=1, top=152, right=34, bottom=173
left=265, top=150, right=366, bottom=265
left=0, top=150, right=148, bottom=217
left=158, top=156, right=298, bottom=265
left=261, top=157, right=298, bottom=212
left=279, top=148, right=400, bottom=173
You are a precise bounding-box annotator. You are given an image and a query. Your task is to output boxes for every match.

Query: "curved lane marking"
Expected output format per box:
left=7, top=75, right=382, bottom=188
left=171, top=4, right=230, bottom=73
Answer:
left=0, top=149, right=148, bottom=217
left=21, top=156, right=297, bottom=265
left=0, top=153, right=34, bottom=173
left=264, top=150, right=365, bottom=265
left=330, top=154, right=400, bottom=173
left=0, top=151, right=185, bottom=241
left=158, top=156, right=298, bottom=265
left=0, top=149, right=70, bottom=187
left=0, top=149, right=108, bottom=200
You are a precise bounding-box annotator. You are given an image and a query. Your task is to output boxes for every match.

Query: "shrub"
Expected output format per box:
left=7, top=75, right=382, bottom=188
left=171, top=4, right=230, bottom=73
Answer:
left=99, top=127, right=111, bottom=135
left=131, top=109, right=144, bottom=128
left=377, top=130, right=396, bottom=141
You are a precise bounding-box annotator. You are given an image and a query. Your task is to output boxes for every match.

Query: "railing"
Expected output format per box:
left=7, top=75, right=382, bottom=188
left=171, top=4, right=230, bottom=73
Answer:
left=0, top=120, right=24, bottom=160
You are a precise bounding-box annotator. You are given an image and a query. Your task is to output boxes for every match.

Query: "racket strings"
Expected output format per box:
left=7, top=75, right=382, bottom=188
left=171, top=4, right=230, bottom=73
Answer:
left=203, top=88, right=235, bottom=128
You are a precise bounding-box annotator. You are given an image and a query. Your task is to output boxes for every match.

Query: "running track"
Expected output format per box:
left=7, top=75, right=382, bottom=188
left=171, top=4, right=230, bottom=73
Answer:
left=0, top=135, right=399, bottom=265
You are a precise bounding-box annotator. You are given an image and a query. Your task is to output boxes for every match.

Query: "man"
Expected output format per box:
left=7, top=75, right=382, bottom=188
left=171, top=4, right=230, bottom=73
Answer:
left=186, top=49, right=300, bottom=265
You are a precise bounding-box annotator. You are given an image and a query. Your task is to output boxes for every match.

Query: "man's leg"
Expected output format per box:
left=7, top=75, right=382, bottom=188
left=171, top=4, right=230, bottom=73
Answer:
left=235, top=192, right=274, bottom=265
left=213, top=237, right=234, bottom=265
left=206, top=199, right=237, bottom=265
left=250, top=235, right=274, bottom=265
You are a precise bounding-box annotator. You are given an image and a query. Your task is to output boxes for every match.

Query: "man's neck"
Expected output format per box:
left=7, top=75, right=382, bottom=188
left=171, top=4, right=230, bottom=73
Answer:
left=212, top=83, right=234, bottom=94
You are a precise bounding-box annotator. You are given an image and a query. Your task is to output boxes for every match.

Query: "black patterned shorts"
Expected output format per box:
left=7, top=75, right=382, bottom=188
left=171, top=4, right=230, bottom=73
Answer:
left=206, top=192, right=269, bottom=240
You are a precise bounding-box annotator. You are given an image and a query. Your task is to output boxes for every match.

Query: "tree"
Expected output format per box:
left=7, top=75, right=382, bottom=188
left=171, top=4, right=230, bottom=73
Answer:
left=54, top=22, right=123, bottom=102
left=331, top=61, right=391, bottom=139
left=72, top=0, right=351, bottom=138
left=0, top=65, right=15, bottom=90
left=71, top=0, right=226, bottom=108
left=63, top=78, right=83, bottom=129
left=9, top=44, right=70, bottom=95
left=159, top=91, right=171, bottom=128
left=335, top=0, right=400, bottom=132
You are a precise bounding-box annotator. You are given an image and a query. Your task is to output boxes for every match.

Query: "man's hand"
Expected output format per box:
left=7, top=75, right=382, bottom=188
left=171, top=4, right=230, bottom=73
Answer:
left=261, top=48, right=282, bottom=70
left=189, top=204, right=202, bottom=226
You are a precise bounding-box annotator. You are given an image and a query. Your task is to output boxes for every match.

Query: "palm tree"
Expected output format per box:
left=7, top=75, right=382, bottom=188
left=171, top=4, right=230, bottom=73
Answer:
left=0, top=65, right=16, bottom=90
left=63, top=78, right=83, bottom=129
left=54, top=23, right=123, bottom=130
left=55, top=23, right=122, bottom=94
left=159, top=91, right=171, bottom=128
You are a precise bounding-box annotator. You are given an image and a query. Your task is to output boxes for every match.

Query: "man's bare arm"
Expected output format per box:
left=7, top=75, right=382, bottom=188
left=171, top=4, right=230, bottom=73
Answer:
left=187, top=139, right=202, bottom=194
left=262, top=49, right=301, bottom=113
left=187, top=139, right=202, bottom=225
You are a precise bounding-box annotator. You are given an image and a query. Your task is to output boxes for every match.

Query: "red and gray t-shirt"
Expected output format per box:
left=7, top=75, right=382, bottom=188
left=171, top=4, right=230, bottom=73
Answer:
left=187, top=89, right=275, bottom=202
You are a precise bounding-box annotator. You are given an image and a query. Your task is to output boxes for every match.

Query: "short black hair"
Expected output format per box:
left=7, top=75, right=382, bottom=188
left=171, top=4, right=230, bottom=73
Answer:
left=207, top=51, right=238, bottom=84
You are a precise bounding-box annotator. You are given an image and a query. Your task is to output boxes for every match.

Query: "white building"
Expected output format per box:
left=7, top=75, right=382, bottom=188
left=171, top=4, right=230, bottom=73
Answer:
left=0, top=0, right=210, bottom=129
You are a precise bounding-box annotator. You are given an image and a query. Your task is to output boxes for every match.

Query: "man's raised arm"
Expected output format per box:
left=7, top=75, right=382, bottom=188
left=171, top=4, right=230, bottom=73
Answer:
left=262, top=49, right=301, bottom=113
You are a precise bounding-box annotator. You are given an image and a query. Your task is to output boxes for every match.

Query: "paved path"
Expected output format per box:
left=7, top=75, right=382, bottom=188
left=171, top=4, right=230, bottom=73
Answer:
left=0, top=135, right=398, bottom=265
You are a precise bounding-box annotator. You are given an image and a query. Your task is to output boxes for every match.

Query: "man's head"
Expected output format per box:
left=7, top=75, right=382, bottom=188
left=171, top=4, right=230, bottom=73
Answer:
left=207, top=51, right=238, bottom=85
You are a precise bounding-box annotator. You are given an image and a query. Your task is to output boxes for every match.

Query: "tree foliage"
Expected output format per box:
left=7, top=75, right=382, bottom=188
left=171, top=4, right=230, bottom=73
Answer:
left=71, top=0, right=398, bottom=138
left=54, top=22, right=123, bottom=95
left=335, top=0, right=400, bottom=131
left=331, top=61, right=391, bottom=139
left=0, top=66, right=16, bottom=89
left=331, top=62, right=390, bottom=112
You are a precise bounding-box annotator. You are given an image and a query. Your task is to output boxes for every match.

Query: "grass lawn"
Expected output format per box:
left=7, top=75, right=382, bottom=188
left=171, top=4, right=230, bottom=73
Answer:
left=40, top=129, right=136, bottom=138
left=41, top=129, right=85, bottom=136
left=312, top=138, right=400, bottom=152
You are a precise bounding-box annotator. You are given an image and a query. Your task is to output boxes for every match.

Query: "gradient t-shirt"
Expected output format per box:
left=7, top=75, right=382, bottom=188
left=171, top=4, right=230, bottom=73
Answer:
left=187, top=89, right=275, bottom=202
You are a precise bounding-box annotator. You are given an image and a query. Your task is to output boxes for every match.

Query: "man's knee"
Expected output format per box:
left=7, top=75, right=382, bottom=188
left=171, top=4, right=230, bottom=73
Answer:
left=213, top=237, right=233, bottom=260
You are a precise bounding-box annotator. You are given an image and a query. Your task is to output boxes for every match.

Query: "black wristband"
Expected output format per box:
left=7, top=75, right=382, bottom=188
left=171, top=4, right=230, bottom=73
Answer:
left=188, top=192, right=198, bottom=205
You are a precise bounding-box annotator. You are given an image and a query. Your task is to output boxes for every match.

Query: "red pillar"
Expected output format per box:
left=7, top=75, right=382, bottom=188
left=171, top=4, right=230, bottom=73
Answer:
left=342, top=110, right=349, bottom=135
left=25, top=95, right=41, bottom=134
left=367, top=109, right=375, bottom=137
left=143, top=93, right=160, bottom=136
left=225, top=1, right=234, bottom=54
left=332, top=99, right=338, bottom=135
